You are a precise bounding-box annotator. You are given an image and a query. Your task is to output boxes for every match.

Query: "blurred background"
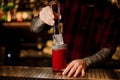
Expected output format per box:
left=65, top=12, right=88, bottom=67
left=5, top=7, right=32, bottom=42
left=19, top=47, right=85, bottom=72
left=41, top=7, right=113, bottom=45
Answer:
left=0, top=0, right=120, bottom=68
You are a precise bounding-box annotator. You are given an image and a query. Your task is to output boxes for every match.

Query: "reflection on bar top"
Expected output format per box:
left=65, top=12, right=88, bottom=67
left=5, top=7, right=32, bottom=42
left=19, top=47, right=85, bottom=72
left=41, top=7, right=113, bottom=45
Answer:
left=0, top=66, right=120, bottom=80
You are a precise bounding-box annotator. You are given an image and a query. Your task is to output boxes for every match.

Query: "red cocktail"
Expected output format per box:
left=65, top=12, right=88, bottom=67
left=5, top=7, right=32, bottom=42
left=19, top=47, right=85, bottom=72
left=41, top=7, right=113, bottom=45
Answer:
left=52, top=44, right=67, bottom=71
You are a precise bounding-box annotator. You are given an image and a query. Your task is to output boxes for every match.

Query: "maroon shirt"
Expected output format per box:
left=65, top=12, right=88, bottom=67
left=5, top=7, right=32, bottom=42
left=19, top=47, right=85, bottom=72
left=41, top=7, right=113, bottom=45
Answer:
left=59, top=0, right=120, bottom=62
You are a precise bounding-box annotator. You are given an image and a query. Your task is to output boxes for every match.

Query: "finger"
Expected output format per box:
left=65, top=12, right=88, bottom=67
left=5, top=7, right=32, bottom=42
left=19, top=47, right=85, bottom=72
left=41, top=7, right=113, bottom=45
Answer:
left=62, top=63, right=73, bottom=76
left=47, top=7, right=54, bottom=19
left=40, top=6, right=55, bottom=25
left=43, top=6, right=54, bottom=19
left=81, top=68, right=85, bottom=77
left=49, top=20, right=55, bottom=26
left=44, top=15, right=55, bottom=25
left=40, top=8, right=54, bottom=20
left=73, top=66, right=82, bottom=77
left=67, top=65, right=78, bottom=77
left=59, top=14, right=62, bottom=19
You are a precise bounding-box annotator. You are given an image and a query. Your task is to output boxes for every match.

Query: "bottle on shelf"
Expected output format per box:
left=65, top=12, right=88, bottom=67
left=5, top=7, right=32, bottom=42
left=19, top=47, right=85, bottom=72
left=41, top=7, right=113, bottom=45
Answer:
left=0, top=0, right=7, bottom=21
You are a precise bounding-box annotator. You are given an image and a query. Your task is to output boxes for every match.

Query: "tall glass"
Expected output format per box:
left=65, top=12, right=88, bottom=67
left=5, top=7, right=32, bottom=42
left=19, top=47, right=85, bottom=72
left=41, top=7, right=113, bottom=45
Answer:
left=52, top=44, right=67, bottom=71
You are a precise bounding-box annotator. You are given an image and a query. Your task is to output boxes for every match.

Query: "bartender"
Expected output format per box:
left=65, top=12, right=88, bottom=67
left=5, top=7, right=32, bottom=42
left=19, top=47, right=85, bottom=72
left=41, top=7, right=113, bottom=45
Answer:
left=30, top=0, right=120, bottom=77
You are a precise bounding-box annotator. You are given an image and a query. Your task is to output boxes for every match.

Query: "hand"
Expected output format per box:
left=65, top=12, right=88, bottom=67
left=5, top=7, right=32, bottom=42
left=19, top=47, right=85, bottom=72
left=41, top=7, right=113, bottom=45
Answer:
left=62, top=59, right=87, bottom=77
left=39, top=5, right=61, bottom=26
left=39, top=6, right=55, bottom=26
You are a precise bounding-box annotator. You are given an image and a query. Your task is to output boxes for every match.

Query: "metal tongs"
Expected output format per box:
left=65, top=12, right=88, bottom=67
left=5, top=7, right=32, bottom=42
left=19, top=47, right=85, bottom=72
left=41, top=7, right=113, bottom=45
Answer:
left=50, top=2, right=64, bottom=45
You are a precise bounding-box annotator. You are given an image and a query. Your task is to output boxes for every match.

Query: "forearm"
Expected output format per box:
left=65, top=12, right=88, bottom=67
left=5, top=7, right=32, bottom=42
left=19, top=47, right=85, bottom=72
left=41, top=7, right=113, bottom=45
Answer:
left=83, top=48, right=111, bottom=67
left=30, top=17, right=45, bottom=33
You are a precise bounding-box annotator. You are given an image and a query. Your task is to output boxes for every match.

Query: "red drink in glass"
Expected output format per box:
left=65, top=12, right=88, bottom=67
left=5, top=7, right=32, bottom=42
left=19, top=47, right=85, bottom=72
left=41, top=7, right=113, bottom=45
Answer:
left=52, top=44, right=67, bottom=71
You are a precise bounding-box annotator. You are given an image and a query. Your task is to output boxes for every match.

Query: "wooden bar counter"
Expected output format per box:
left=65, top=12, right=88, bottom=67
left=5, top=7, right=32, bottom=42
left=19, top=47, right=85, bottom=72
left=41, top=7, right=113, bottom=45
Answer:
left=0, top=66, right=120, bottom=80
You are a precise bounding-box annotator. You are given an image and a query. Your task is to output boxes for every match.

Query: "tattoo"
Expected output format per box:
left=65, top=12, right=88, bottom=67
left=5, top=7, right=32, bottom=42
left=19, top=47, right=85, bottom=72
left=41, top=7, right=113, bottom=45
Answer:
left=83, top=48, right=111, bottom=67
